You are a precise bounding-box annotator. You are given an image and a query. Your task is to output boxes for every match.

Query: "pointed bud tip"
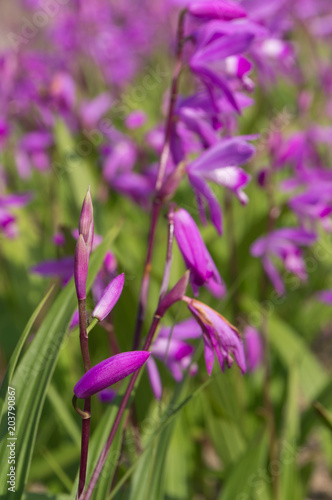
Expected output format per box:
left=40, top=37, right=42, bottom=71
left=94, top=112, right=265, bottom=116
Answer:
left=92, top=273, right=125, bottom=321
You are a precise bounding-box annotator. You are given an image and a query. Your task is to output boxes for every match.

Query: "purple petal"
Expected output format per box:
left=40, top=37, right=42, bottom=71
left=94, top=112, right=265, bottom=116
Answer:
left=244, top=326, right=263, bottom=372
left=188, top=138, right=255, bottom=174
left=262, top=256, right=285, bottom=296
left=69, top=310, right=80, bottom=330
left=92, top=273, right=125, bottom=321
left=125, top=110, right=147, bottom=129
left=188, top=0, right=247, bottom=20
left=316, top=290, right=332, bottom=304
left=98, top=388, right=117, bottom=404
left=158, top=318, right=202, bottom=340
left=146, top=357, right=162, bottom=400
left=188, top=173, right=223, bottom=234
left=157, top=272, right=189, bottom=316
left=31, top=256, right=74, bottom=282
left=74, top=351, right=150, bottom=399
left=192, top=32, right=254, bottom=66
left=74, top=235, right=89, bottom=300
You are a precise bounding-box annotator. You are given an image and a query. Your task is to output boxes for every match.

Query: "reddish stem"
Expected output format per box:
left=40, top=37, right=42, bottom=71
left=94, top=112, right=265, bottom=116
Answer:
left=132, top=10, right=186, bottom=350
left=83, top=314, right=161, bottom=500
left=77, top=299, right=92, bottom=500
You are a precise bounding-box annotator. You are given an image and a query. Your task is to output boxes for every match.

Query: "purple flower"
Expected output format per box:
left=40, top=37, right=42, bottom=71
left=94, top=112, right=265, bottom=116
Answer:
left=173, top=208, right=226, bottom=297
left=0, top=192, right=32, bottom=239
left=146, top=318, right=201, bottom=399
left=183, top=297, right=246, bottom=375
left=80, top=93, right=112, bottom=129
left=288, top=182, right=332, bottom=233
left=98, top=389, right=117, bottom=404
left=187, top=137, right=255, bottom=233
left=243, top=326, right=263, bottom=372
left=250, top=228, right=316, bottom=295
left=74, top=351, right=150, bottom=399
left=125, top=110, right=147, bottom=129
left=188, top=1, right=247, bottom=20
left=316, top=290, right=332, bottom=304
left=190, top=28, right=255, bottom=112
left=92, top=273, right=125, bottom=322
left=31, top=256, right=74, bottom=285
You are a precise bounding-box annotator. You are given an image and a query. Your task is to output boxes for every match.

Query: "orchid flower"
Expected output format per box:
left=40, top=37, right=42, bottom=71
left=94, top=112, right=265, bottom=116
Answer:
left=250, top=228, right=316, bottom=295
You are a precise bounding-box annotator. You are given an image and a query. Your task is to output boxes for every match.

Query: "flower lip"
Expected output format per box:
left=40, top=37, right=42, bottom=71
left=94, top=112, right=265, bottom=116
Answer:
left=74, top=351, right=150, bottom=399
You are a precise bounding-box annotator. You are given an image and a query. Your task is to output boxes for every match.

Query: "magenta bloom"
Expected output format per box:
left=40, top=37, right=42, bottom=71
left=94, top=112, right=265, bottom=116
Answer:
left=146, top=319, right=201, bottom=399
left=316, top=290, right=332, bottom=304
left=125, top=110, right=147, bottom=129
left=0, top=191, right=32, bottom=239
left=243, top=326, right=263, bottom=372
left=173, top=208, right=226, bottom=297
left=74, top=351, right=150, bottom=399
left=31, top=256, right=74, bottom=285
left=250, top=228, right=316, bottom=295
left=187, top=138, right=255, bottom=233
left=188, top=0, right=247, bottom=20
left=183, top=297, right=246, bottom=375
left=92, top=273, right=125, bottom=321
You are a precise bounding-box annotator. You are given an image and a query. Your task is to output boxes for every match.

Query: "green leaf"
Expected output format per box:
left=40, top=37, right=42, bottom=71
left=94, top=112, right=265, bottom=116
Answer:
left=279, top=365, right=301, bottom=500
left=0, top=285, right=55, bottom=415
left=218, top=431, right=270, bottom=500
left=268, top=314, right=327, bottom=402
left=47, top=383, right=81, bottom=448
left=0, top=227, right=119, bottom=498
left=313, top=402, right=332, bottom=433
left=120, top=378, right=211, bottom=500
left=240, top=296, right=328, bottom=402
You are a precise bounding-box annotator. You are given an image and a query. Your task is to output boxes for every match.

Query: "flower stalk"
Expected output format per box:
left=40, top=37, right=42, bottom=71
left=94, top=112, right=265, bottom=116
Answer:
left=132, top=9, right=187, bottom=350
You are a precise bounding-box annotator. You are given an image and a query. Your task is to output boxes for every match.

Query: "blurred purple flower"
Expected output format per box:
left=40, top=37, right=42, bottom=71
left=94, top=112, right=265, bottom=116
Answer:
left=316, top=290, right=332, bottom=304
left=244, top=326, right=263, bottom=372
left=250, top=228, right=316, bottom=295
left=146, top=318, right=201, bottom=399
left=125, top=110, right=147, bottom=129
left=31, top=256, right=75, bottom=285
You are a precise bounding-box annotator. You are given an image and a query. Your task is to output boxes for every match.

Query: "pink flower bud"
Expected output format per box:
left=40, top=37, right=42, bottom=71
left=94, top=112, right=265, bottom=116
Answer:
left=74, top=235, right=89, bottom=300
left=74, top=351, right=151, bottom=398
left=92, top=273, right=125, bottom=321
left=79, top=186, right=94, bottom=253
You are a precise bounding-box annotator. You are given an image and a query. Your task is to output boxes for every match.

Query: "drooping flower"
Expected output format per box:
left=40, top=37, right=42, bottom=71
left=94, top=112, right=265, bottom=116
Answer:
left=173, top=208, right=226, bottom=297
left=243, top=326, right=263, bottom=372
left=186, top=137, right=255, bottom=233
left=182, top=296, right=246, bottom=375
left=74, top=351, right=150, bottom=399
left=146, top=318, right=201, bottom=399
left=250, top=228, right=316, bottom=295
